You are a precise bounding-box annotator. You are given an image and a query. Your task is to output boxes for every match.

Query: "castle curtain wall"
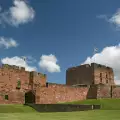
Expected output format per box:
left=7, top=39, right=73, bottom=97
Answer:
left=35, top=84, right=89, bottom=104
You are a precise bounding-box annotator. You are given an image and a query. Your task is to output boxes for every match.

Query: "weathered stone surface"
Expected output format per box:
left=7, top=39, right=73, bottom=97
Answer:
left=36, top=84, right=88, bottom=104
left=0, top=64, right=46, bottom=104
left=66, top=63, right=114, bottom=86
left=0, top=63, right=120, bottom=104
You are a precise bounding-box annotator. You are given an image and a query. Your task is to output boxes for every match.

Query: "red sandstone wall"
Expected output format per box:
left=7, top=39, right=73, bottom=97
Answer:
left=112, top=85, right=120, bottom=98
left=88, top=85, right=120, bottom=99
left=87, top=85, right=97, bottom=99
left=36, top=84, right=88, bottom=104
left=0, top=66, right=31, bottom=104
left=93, top=67, right=114, bottom=85
left=91, top=63, right=114, bottom=85
left=97, top=85, right=111, bottom=98
left=0, top=67, right=30, bottom=91
left=0, top=64, right=47, bottom=104
left=32, top=72, right=46, bottom=90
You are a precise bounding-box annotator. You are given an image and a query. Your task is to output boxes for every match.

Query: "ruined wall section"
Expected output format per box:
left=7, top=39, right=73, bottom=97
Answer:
left=0, top=64, right=31, bottom=104
left=30, top=72, right=47, bottom=90
left=0, top=64, right=31, bottom=91
left=66, top=64, right=93, bottom=85
left=112, top=85, right=120, bottom=98
left=87, top=85, right=97, bottom=99
left=91, top=63, right=114, bottom=85
left=87, top=84, right=120, bottom=99
left=36, top=83, right=88, bottom=104
left=96, top=84, right=111, bottom=99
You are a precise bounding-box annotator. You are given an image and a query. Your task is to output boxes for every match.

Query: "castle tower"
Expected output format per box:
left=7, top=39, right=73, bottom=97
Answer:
left=66, top=63, right=114, bottom=86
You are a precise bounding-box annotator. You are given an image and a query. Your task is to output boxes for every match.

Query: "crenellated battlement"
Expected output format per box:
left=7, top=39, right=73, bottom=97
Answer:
left=29, top=71, right=46, bottom=78
left=91, top=63, right=113, bottom=72
left=1, top=64, right=25, bottom=71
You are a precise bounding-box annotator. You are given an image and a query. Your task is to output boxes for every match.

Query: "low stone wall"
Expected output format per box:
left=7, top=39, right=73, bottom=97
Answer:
left=25, top=104, right=100, bottom=112
left=36, top=83, right=88, bottom=104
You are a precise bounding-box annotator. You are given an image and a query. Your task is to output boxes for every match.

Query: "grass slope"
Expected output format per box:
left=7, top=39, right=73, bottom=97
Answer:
left=0, top=110, right=120, bottom=120
left=62, top=99, right=120, bottom=110
left=0, top=104, right=36, bottom=113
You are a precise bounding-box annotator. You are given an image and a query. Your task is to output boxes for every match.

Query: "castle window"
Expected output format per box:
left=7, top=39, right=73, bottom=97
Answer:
left=106, top=80, right=108, bottom=84
left=100, top=78, right=102, bottom=83
left=16, top=80, right=21, bottom=89
left=106, top=73, right=108, bottom=78
left=100, top=73, right=102, bottom=78
left=5, top=95, right=8, bottom=100
left=46, top=82, right=48, bottom=87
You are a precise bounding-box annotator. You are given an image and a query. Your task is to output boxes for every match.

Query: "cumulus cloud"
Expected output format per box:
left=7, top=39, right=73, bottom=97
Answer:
left=0, top=0, right=35, bottom=27
left=39, top=54, right=61, bottom=73
left=0, top=37, right=18, bottom=49
left=82, top=44, right=120, bottom=85
left=1, top=56, right=37, bottom=71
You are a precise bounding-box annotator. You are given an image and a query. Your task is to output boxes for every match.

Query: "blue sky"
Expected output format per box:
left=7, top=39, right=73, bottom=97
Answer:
left=1, top=0, right=120, bottom=84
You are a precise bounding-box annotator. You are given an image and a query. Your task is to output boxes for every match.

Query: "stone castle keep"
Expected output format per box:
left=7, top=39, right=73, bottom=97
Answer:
left=0, top=63, right=120, bottom=104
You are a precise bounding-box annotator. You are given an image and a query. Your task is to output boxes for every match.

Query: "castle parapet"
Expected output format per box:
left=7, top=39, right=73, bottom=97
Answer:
left=1, top=64, right=25, bottom=71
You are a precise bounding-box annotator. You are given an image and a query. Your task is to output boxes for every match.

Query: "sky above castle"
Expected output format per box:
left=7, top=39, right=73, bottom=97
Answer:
left=0, top=0, right=120, bottom=84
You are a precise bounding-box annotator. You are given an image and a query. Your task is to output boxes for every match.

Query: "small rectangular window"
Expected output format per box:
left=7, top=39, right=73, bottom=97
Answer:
left=46, top=82, right=48, bottom=87
left=106, top=73, right=108, bottom=78
left=16, top=80, right=21, bottom=89
left=5, top=95, right=8, bottom=100
left=100, top=78, right=102, bottom=83
left=106, top=80, right=108, bottom=83
left=100, top=73, right=102, bottom=77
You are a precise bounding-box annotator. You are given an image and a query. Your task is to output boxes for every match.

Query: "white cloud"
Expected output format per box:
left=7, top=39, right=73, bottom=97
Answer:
left=1, top=56, right=37, bottom=71
left=97, top=9, right=120, bottom=29
left=0, top=37, right=18, bottom=49
left=96, top=15, right=108, bottom=21
left=115, top=80, right=120, bottom=85
left=0, top=0, right=35, bottom=27
left=39, top=54, right=61, bottom=73
left=109, top=9, right=120, bottom=28
left=82, top=44, right=120, bottom=85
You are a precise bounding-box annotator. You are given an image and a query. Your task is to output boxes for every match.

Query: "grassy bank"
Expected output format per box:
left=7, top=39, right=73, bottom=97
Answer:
left=62, top=99, right=120, bottom=110
left=0, top=104, right=36, bottom=113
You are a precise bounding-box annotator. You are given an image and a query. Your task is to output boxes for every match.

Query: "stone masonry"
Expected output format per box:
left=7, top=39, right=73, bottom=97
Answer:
left=66, top=63, right=114, bottom=85
left=0, top=63, right=120, bottom=104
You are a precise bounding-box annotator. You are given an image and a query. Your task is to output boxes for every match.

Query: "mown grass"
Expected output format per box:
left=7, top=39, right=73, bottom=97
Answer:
left=0, top=104, right=36, bottom=113
left=0, top=110, right=120, bottom=120
left=61, top=99, right=120, bottom=110
left=0, top=102, right=120, bottom=120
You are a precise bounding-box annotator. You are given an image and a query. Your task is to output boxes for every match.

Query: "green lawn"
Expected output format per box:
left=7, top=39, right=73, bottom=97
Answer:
left=62, top=99, right=120, bottom=110
left=0, top=110, right=120, bottom=120
left=0, top=100, right=120, bottom=120
left=0, top=104, right=36, bottom=113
